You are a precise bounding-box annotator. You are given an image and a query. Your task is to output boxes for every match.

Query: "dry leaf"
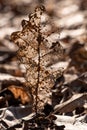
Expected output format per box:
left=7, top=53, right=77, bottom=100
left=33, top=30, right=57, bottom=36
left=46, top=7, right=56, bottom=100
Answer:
left=11, top=5, right=63, bottom=110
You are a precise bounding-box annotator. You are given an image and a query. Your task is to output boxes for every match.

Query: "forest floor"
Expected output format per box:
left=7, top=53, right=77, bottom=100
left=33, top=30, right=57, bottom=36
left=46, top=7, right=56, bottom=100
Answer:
left=0, top=0, right=87, bottom=130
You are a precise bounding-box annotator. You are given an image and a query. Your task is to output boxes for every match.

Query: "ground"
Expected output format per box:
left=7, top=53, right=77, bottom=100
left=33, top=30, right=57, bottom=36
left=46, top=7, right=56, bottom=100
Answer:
left=0, top=0, right=87, bottom=130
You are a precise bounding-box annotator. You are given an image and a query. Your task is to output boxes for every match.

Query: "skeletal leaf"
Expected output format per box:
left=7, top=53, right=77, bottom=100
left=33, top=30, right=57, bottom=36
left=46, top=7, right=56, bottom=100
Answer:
left=11, top=5, right=63, bottom=110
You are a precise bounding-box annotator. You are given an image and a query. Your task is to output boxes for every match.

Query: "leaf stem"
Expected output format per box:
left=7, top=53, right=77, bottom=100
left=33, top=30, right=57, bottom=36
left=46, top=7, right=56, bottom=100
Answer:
left=35, top=33, right=41, bottom=114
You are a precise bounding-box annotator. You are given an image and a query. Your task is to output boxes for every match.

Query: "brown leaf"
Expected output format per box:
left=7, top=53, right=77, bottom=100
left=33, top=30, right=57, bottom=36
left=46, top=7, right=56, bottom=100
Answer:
left=54, top=93, right=87, bottom=113
left=11, top=5, right=63, bottom=109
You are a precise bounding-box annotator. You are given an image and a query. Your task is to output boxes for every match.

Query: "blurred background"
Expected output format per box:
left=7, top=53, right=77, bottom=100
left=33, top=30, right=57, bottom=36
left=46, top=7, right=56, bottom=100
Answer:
left=0, top=0, right=87, bottom=128
left=0, top=0, right=87, bottom=74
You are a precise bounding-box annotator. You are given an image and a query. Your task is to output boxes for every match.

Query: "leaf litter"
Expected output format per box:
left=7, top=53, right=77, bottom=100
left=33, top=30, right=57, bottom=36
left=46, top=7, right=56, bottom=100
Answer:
left=0, top=0, right=87, bottom=129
